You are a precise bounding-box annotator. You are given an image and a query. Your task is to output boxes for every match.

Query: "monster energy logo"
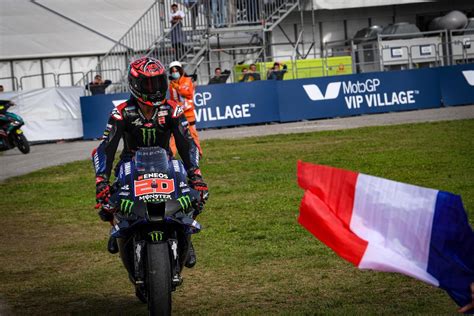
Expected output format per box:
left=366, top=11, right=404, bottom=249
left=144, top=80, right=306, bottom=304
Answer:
left=141, top=128, right=156, bottom=145
left=177, top=195, right=191, bottom=210
left=120, top=199, right=134, bottom=215
left=148, top=231, right=164, bottom=242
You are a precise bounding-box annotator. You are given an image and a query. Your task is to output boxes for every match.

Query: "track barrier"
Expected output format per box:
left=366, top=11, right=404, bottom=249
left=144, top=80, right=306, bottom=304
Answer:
left=80, top=64, right=474, bottom=139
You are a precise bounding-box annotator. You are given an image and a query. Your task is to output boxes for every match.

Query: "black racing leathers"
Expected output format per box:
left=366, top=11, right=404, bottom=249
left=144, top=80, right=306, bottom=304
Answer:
left=92, top=97, right=200, bottom=180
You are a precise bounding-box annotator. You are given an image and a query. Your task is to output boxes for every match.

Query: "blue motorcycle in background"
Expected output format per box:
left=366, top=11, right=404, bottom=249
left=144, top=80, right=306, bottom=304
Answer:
left=104, top=146, right=206, bottom=315
left=0, top=100, right=30, bottom=154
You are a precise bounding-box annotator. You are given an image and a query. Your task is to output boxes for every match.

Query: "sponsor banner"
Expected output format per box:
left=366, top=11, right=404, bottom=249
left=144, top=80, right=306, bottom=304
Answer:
left=438, top=64, right=474, bottom=106
left=194, top=81, right=280, bottom=129
left=278, top=68, right=442, bottom=122
left=80, top=65, right=470, bottom=139
left=80, top=93, right=129, bottom=139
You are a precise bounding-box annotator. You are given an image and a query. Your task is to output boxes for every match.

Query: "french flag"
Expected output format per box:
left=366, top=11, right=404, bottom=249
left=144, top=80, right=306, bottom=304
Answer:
left=297, top=161, right=474, bottom=309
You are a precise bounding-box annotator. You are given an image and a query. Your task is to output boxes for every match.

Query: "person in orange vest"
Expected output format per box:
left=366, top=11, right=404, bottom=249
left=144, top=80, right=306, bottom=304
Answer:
left=168, top=61, right=202, bottom=156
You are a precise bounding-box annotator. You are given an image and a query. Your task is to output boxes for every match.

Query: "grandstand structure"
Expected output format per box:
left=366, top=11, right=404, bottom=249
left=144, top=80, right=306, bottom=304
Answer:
left=0, top=0, right=473, bottom=92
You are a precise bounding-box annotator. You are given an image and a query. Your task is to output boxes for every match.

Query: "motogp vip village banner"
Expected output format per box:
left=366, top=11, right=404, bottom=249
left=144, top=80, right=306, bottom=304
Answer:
left=80, top=65, right=474, bottom=139
left=278, top=68, right=443, bottom=122
left=193, top=81, right=280, bottom=129
left=438, top=64, right=474, bottom=107
left=80, top=81, right=280, bottom=139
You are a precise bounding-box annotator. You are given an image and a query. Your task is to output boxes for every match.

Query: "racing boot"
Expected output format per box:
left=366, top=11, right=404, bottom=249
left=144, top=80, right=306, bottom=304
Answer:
left=107, top=235, right=119, bottom=254
left=184, top=240, right=196, bottom=268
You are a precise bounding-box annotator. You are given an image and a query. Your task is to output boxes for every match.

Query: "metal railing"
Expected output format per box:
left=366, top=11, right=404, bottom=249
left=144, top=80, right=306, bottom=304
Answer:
left=74, top=0, right=301, bottom=93
left=449, top=28, right=474, bottom=64
left=200, top=0, right=298, bottom=29
left=75, top=0, right=163, bottom=92
left=19, top=73, right=57, bottom=90
left=67, top=3, right=472, bottom=93
left=0, top=76, right=20, bottom=92
left=57, top=71, right=85, bottom=87
left=146, top=1, right=208, bottom=73
left=321, top=29, right=473, bottom=74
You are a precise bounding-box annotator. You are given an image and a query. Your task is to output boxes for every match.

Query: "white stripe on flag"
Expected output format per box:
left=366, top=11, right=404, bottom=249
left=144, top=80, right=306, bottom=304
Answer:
left=351, top=174, right=439, bottom=286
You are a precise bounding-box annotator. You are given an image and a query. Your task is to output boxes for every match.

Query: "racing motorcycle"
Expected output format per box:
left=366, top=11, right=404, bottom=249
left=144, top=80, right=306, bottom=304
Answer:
left=104, top=147, right=206, bottom=315
left=0, top=100, right=30, bottom=154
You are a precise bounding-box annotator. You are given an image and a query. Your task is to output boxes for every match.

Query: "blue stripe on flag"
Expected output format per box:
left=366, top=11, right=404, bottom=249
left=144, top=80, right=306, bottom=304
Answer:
left=427, top=191, right=474, bottom=307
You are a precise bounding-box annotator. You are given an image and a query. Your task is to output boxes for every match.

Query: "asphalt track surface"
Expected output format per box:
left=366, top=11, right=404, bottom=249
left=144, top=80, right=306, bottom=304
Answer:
left=1, top=104, right=473, bottom=183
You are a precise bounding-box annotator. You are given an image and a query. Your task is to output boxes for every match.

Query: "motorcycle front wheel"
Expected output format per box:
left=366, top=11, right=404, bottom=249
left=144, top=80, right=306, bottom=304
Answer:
left=147, top=242, right=172, bottom=316
left=14, top=132, right=30, bottom=154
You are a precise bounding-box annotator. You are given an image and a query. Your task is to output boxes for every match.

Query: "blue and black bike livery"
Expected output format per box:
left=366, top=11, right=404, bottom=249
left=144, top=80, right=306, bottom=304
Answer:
left=106, top=146, right=205, bottom=315
left=0, top=100, right=29, bottom=154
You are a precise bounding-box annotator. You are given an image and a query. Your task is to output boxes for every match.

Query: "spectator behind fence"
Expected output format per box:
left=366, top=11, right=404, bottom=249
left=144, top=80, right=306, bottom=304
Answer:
left=241, top=64, right=261, bottom=82
left=245, top=0, right=260, bottom=24
left=267, top=62, right=287, bottom=80
left=0, top=85, right=4, bottom=93
left=86, top=74, right=111, bottom=95
left=170, top=3, right=185, bottom=60
left=238, top=67, right=248, bottom=82
left=208, top=68, right=231, bottom=85
left=212, top=0, right=227, bottom=27
left=184, top=0, right=198, bottom=30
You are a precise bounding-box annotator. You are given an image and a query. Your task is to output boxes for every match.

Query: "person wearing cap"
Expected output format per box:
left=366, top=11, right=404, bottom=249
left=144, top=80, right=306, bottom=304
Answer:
left=168, top=61, right=202, bottom=156
left=266, top=62, right=287, bottom=80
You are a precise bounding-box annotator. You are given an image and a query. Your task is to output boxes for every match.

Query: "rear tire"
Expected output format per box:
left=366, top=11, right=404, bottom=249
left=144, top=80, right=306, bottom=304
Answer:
left=14, top=133, right=30, bottom=154
left=147, top=242, right=172, bottom=316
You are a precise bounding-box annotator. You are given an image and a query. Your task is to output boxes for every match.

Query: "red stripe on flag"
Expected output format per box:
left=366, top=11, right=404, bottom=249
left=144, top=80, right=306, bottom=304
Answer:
left=298, top=190, right=368, bottom=266
left=297, top=161, right=358, bottom=228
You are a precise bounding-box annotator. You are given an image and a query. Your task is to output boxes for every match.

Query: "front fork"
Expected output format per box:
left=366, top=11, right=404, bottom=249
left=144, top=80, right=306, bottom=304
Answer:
left=133, top=238, right=146, bottom=288
left=168, top=238, right=182, bottom=288
left=133, top=236, right=182, bottom=293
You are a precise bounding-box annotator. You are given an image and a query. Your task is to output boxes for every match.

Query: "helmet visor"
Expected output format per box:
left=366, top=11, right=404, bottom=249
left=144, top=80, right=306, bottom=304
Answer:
left=135, top=74, right=167, bottom=96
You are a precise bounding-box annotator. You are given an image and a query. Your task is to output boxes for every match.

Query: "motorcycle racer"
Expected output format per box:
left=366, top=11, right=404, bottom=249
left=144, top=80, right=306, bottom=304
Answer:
left=91, top=57, right=208, bottom=267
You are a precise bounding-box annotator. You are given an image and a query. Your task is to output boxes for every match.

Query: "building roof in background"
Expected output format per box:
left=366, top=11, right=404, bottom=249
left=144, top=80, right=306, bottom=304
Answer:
left=0, top=0, right=154, bottom=60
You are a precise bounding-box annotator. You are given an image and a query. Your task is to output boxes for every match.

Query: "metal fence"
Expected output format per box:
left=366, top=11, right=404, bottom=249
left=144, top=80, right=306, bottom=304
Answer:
left=73, top=0, right=300, bottom=94
left=324, top=28, right=473, bottom=74
left=2, top=0, right=472, bottom=94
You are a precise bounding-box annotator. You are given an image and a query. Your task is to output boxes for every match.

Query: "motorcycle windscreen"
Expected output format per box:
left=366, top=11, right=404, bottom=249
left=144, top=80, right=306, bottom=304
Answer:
left=135, top=147, right=169, bottom=174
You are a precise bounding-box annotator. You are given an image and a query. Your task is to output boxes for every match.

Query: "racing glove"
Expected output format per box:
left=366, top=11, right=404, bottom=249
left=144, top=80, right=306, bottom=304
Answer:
left=95, top=176, right=110, bottom=205
left=188, top=168, right=208, bottom=191
left=188, top=168, right=209, bottom=212
left=95, top=176, right=115, bottom=222
left=192, top=191, right=209, bottom=213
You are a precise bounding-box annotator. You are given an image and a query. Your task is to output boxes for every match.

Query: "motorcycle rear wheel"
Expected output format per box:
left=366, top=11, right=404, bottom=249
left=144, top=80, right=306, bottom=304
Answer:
left=14, top=133, right=30, bottom=154
left=147, top=242, right=172, bottom=316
